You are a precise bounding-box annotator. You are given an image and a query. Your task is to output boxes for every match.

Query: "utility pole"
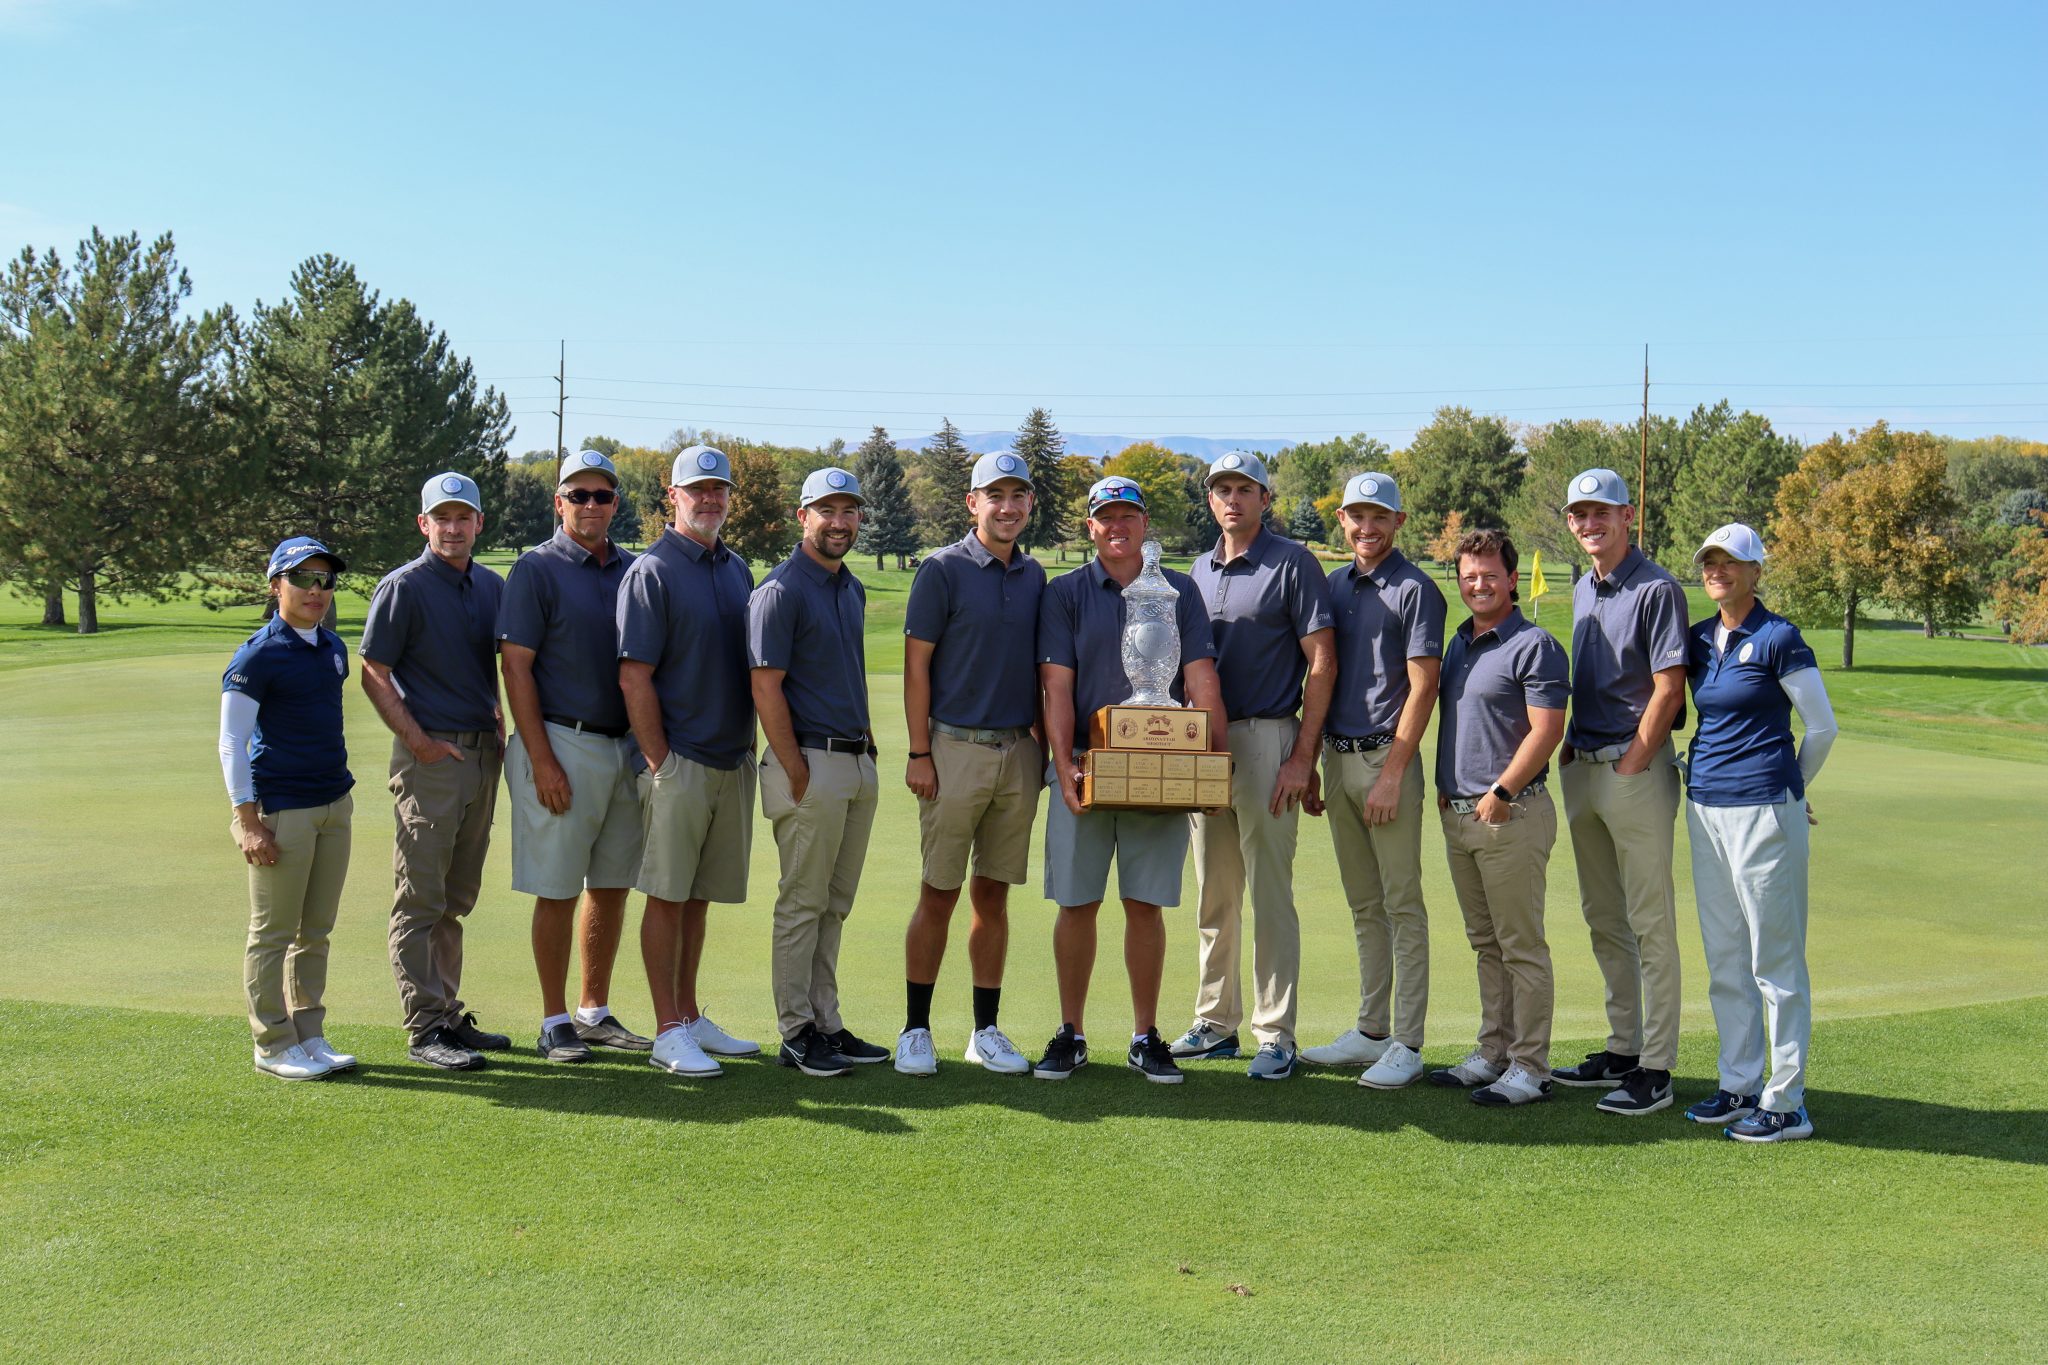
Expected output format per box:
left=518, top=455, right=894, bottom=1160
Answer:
left=552, top=339, right=567, bottom=459
left=1639, top=342, right=1649, bottom=551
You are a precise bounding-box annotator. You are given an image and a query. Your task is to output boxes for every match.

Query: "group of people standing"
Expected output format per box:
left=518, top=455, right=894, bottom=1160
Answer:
left=220, top=443, right=1835, bottom=1143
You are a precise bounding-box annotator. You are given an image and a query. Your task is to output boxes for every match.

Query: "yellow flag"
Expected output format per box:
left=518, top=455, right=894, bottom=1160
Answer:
left=1530, top=549, right=1550, bottom=599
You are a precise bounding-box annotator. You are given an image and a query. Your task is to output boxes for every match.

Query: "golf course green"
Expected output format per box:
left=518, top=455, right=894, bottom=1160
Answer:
left=2, top=565, right=2044, bottom=1362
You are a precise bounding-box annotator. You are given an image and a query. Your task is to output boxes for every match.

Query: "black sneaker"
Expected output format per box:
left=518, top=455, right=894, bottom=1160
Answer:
left=409, top=1026, right=485, bottom=1071
left=448, top=1011, right=511, bottom=1052
left=1595, top=1068, right=1674, bottom=1116
left=1550, top=1048, right=1638, bottom=1088
left=573, top=1013, right=653, bottom=1051
left=1126, top=1028, right=1185, bottom=1085
left=1032, top=1024, right=1089, bottom=1080
left=822, top=1027, right=889, bottom=1065
left=777, top=1025, right=852, bottom=1078
left=536, top=1021, right=593, bottom=1063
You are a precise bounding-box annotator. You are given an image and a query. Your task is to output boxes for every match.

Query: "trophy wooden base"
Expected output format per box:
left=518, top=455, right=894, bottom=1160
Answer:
left=1079, top=747, right=1232, bottom=812
left=1089, top=704, right=1212, bottom=753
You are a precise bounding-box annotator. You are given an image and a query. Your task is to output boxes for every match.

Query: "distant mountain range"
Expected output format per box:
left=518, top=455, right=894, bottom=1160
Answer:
left=896, top=432, right=1292, bottom=461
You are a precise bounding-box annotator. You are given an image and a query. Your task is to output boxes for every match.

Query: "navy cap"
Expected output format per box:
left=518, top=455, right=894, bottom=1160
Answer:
left=560, top=449, right=620, bottom=488
left=1694, top=522, right=1768, bottom=566
left=800, top=466, right=865, bottom=506
left=673, top=445, right=734, bottom=487
left=267, top=536, right=346, bottom=578
left=421, top=471, right=483, bottom=514
left=1565, top=467, right=1632, bottom=507
left=1341, top=471, right=1401, bottom=513
left=971, top=451, right=1032, bottom=491
left=1087, top=476, right=1147, bottom=513
left=1205, top=450, right=1271, bottom=490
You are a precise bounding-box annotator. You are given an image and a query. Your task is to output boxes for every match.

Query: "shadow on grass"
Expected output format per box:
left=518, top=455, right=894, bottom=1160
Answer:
left=342, top=1051, right=2048, bottom=1165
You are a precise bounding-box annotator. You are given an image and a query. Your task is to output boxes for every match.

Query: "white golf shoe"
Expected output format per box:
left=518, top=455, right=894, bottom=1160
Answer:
left=687, top=1014, right=761, bottom=1057
left=254, top=1043, right=331, bottom=1081
left=1300, top=1029, right=1391, bottom=1068
left=1359, top=1041, right=1424, bottom=1089
left=965, top=1026, right=1030, bottom=1075
left=300, top=1037, right=357, bottom=1072
left=650, top=1025, right=723, bottom=1077
left=895, top=1027, right=938, bottom=1076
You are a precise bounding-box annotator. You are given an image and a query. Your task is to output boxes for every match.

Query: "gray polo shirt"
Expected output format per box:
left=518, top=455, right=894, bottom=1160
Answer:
left=1038, top=558, right=1217, bottom=751
left=497, top=528, right=634, bottom=731
left=616, top=527, right=755, bottom=770
left=1568, top=545, right=1691, bottom=750
left=904, top=532, right=1045, bottom=731
left=1327, top=548, right=1448, bottom=736
left=360, top=548, right=503, bottom=733
left=748, top=548, right=870, bottom=742
left=1190, top=529, right=1335, bottom=721
left=1437, top=608, right=1570, bottom=798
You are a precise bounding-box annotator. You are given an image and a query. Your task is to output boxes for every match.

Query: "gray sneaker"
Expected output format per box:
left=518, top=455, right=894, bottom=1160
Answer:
left=1246, top=1043, right=1296, bottom=1081
left=573, top=1013, right=653, bottom=1052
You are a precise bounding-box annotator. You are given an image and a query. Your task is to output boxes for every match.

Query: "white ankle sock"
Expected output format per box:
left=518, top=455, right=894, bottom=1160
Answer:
left=542, top=1012, right=573, bottom=1031
left=573, top=1004, right=609, bottom=1026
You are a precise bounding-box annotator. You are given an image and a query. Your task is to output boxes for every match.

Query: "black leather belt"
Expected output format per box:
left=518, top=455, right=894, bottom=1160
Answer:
left=545, top=714, right=630, bottom=739
left=797, top=733, right=871, bottom=755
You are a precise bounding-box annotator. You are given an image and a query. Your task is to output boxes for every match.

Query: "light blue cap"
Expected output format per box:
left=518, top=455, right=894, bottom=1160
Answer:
left=1341, top=471, right=1401, bottom=512
left=672, top=445, right=733, bottom=487
left=1566, top=467, right=1632, bottom=507
left=971, top=451, right=1032, bottom=490
left=1087, top=475, right=1147, bottom=513
left=267, top=536, right=346, bottom=578
left=1694, top=522, right=1767, bottom=565
left=800, top=466, right=865, bottom=506
left=421, top=471, right=483, bottom=514
left=1205, top=450, right=1271, bottom=490
left=560, top=449, right=620, bottom=488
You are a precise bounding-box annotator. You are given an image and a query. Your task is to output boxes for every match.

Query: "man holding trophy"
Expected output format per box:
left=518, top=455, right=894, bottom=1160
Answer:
left=1032, top=476, right=1227, bottom=1084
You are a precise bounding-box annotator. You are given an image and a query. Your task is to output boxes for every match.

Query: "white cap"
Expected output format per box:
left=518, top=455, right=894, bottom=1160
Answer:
left=1693, top=522, right=1767, bottom=565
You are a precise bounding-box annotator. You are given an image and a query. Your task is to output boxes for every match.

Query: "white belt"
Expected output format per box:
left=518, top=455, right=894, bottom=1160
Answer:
left=1573, top=743, right=1631, bottom=764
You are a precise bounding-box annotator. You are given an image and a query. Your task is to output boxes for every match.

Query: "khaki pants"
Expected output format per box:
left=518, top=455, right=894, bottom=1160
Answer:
left=1561, top=742, right=1681, bottom=1070
left=761, top=748, right=878, bottom=1041
left=1322, top=746, right=1430, bottom=1048
left=1190, top=717, right=1302, bottom=1047
left=1441, top=790, right=1556, bottom=1075
left=386, top=733, right=500, bottom=1038
left=242, top=793, right=354, bottom=1055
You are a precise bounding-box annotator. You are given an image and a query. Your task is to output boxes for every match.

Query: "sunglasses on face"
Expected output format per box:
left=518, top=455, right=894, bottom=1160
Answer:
left=283, top=569, right=337, bottom=591
left=561, top=488, right=617, bottom=506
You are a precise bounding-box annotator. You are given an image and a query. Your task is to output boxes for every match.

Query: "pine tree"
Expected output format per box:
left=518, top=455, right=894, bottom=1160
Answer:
left=1288, top=496, right=1325, bottom=544
left=852, top=425, right=918, bottom=570
left=914, top=418, right=975, bottom=547
left=1015, top=407, right=1072, bottom=552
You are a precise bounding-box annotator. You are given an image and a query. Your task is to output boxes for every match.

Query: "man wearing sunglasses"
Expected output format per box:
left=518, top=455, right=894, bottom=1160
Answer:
left=361, top=471, right=509, bottom=1071
left=498, top=450, right=653, bottom=1065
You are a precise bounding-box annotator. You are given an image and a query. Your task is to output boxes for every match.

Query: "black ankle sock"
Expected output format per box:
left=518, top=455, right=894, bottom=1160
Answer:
left=905, top=980, right=935, bottom=1033
left=972, top=985, right=1001, bottom=1032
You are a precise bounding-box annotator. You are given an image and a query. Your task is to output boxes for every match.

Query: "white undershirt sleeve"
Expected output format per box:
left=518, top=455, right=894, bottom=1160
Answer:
left=1779, top=666, right=1837, bottom=787
left=219, top=691, right=260, bottom=806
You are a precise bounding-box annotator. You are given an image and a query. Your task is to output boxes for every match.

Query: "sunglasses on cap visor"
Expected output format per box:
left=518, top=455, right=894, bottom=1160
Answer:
left=560, top=487, right=617, bottom=506
left=283, top=569, right=338, bottom=590
left=1090, top=486, right=1145, bottom=510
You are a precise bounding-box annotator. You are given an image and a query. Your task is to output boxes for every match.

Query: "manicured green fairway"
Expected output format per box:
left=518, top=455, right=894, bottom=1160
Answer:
left=2, top=578, right=2045, bottom=1361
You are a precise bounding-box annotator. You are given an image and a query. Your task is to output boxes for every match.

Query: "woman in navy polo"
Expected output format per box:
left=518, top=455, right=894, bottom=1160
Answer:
left=1679, top=523, right=1837, bottom=1142
left=219, top=537, right=358, bottom=1081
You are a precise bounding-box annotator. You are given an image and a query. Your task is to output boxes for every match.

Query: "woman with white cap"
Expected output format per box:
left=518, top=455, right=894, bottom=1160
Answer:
left=1680, top=523, right=1837, bottom=1141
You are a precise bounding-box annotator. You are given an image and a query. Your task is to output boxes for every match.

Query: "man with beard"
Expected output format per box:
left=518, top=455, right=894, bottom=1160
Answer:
left=360, top=472, right=509, bottom=1071
left=894, top=452, right=1045, bottom=1077
left=500, top=450, right=651, bottom=1065
left=617, top=446, right=763, bottom=1079
left=749, top=468, right=890, bottom=1078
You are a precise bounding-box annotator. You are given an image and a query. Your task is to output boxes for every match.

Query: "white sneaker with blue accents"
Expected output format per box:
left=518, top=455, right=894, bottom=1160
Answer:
left=965, top=1026, right=1029, bottom=1075
left=1246, top=1043, right=1296, bottom=1081
left=1168, top=1021, right=1242, bottom=1059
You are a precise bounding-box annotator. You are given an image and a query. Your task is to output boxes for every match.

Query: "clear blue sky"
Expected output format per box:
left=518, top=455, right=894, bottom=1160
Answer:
left=6, top=1, right=2044, bottom=454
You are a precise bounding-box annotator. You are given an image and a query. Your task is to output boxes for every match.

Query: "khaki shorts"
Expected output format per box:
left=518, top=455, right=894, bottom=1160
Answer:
left=916, top=730, right=1042, bottom=890
left=507, top=724, right=644, bottom=899
left=636, top=749, right=756, bottom=904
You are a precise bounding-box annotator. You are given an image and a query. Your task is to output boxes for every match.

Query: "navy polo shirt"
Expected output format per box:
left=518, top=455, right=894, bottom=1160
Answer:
left=903, top=532, right=1045, bottom=731
left=1437, top=608, right=1570, bottom=798
left=1568, top=546, right=1691, bottom=750
left=1327, top=549, right=1448, bottom=736
left=616, top=527, right=756, bottom=771
left=1037, top=558, right=1218, bottom=752
left=1684, top=600, right=1819, bottom=807
left=498, top=529, right=634, bottom=730
left=359, top=548, right=503, bottom=733
left=1190, top=529, right=1335, bottom=721
left=748, top=549, right=870, bottom=741
left=223, top=617, right=354, bottom=811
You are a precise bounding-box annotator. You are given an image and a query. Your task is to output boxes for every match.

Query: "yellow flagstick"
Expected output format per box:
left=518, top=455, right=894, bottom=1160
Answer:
left=1530, top=549, right=1550, bottom=623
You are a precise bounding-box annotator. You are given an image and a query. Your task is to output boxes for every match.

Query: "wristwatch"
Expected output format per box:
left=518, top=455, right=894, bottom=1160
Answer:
left=1490, top=782, right=1514, bottom=803
left=907, top=751, right=931, bottom=760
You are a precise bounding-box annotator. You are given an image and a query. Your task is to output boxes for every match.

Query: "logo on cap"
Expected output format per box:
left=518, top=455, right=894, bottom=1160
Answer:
left=442, top=476, right=464, bottom=494
left=998, top=455, right=1018, bottom=473
left=828, top=471, right=849, bottom=489
left=1714, top=527, right=1731, bottom=542
left=582, top=453, right=604, bottom=467
left=1221, top=454, right=1242, bottom=470
left=699, top=452, right=719, bottom=471
left=1739, top=642, right=1755, bottom=663
left=1362, top=477, right=1380, bottom=495
left=1578, top=476, right=1599, bottom=494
